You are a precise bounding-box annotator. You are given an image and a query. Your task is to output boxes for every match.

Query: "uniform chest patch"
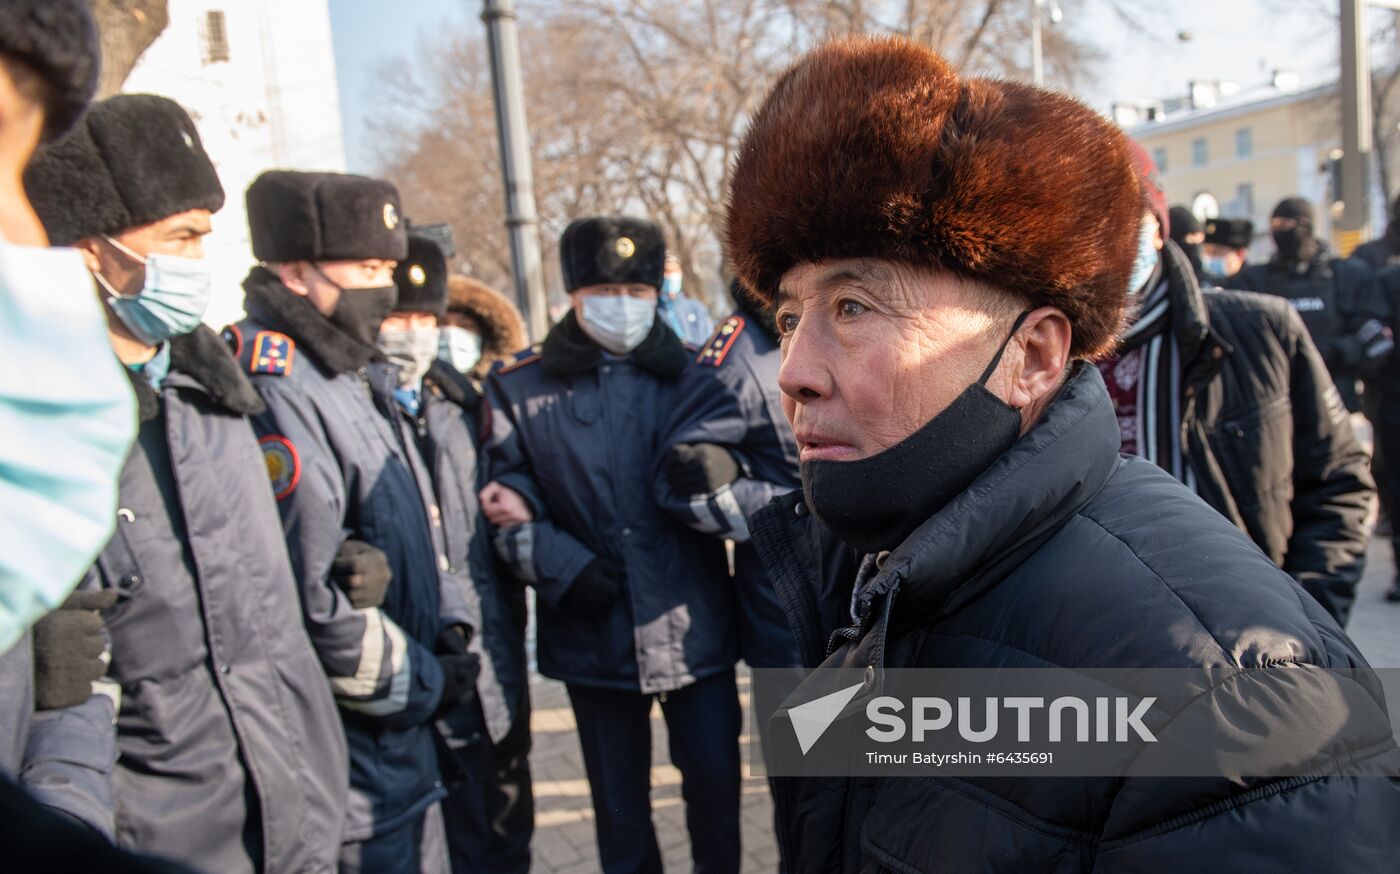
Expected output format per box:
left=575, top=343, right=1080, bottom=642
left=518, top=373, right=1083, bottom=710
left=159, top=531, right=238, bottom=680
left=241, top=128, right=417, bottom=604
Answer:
left=697, top=315, right=746, bottom=367
left=259, top=435, right=301, bottom=500
left=251, top=331, right=295, bottom=376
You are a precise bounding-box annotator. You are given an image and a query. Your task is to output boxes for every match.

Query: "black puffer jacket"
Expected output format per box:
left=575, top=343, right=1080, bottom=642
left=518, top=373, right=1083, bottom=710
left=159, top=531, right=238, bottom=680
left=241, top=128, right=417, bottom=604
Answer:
left=1161, top=243, right=1374, bottom=624
left=751, top=363, right=1400, bottom=873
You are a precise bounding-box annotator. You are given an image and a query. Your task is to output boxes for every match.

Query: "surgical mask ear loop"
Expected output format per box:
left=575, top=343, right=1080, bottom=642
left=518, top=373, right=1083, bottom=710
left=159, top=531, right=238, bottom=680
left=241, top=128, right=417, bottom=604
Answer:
left=976, top=309, right=1033, bottom=388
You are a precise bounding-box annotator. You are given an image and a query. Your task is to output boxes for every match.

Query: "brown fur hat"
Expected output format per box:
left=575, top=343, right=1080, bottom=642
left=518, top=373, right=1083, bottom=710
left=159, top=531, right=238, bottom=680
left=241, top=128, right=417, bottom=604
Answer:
left=726, top=37, right=1142, bottom=359
left=446, top=276, right=528, bottom=378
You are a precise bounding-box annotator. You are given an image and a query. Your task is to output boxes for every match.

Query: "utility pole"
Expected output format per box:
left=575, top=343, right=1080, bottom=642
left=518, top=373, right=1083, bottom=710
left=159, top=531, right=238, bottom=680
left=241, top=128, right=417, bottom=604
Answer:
left=1030, top=0, right=1044, bottom=86
left=1029, top=0, right=1061, bottom=87
left=1340, top=0, right=1372, bottom=247
left=481, top=0, right=549, bottom=340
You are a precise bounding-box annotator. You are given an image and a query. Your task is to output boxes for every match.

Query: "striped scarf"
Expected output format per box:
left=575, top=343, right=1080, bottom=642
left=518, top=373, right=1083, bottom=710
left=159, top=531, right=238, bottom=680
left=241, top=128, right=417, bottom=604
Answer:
left=1116, top=277, right=1197, bottom=491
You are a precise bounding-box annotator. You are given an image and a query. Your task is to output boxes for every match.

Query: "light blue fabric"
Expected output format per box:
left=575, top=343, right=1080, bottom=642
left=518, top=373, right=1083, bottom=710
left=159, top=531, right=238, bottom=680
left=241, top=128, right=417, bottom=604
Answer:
left=1127, top=219, right=1160, bottom=297
left=126, top=342, right=171, bottom=389
left=101, top=238, right=213, bottom=346
left=0, top=238, right=136, bottom=654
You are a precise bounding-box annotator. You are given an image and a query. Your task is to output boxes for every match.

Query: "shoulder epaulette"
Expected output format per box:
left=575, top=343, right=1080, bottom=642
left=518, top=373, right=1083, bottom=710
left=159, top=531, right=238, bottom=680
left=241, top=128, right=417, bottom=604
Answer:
left=496, top=344, right=542, bottom=375
left=244, top=329, right=296, bottom=377
left=696, top=315, right=746, bottom=367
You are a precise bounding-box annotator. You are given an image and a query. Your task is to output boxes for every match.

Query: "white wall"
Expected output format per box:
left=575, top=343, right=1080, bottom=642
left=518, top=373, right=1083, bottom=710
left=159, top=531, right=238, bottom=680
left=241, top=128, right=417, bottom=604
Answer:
left=122, top=0, right=346, bottom=329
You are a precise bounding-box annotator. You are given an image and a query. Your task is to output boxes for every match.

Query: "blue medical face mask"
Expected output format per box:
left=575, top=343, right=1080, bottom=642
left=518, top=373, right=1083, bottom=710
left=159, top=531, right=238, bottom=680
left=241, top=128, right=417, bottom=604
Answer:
left=661, top=274, right=682, bottom=299
left=1201, top=253, right=1230, bottom=278
left=96, top=236, right=213, bottom=346
left=1127, top=217, right=1160, bottom=297
left=0, top=236, right=137, bottom=653
left=579, top=294, right=657, bottom=354
left=438, top=326, right=483, bottom=374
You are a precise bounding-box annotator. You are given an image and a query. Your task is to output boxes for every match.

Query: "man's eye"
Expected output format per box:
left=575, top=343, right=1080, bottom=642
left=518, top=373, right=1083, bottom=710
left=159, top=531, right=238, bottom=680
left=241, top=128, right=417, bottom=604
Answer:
left=777, top=313, right=799, bottom=335
left=838, top=300, right=868, bottom=318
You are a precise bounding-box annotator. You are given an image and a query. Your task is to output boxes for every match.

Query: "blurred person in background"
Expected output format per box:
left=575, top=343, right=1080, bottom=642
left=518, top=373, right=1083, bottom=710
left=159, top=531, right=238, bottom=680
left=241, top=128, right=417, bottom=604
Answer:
left=657, top=253, right=713, bottom=346
left=1225, top=196, right=1392, bottom=413
left=437, top=272, right=534, bottom=873
left=1200, top=217, right=1253, bottom=283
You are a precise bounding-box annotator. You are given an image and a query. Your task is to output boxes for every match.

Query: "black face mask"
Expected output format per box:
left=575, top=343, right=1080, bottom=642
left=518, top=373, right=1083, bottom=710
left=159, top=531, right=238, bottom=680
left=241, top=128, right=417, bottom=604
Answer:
left=1272, top=224, right=1318, bottom=265
left=316, top=264, right=399, bottom=348
left=800, top=311, right=1030, bottom=554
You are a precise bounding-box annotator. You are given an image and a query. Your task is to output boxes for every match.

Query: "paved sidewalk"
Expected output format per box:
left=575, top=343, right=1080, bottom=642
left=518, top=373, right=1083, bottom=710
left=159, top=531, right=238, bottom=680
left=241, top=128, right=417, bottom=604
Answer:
left=528, top=668, right=777, bottom=873
left=528, top=537, right=1400, bottom=873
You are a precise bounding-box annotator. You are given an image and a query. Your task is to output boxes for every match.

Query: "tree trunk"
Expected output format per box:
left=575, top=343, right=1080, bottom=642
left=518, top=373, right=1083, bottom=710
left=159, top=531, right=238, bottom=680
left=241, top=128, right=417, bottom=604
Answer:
left=89, top=0, right=170, bottom=98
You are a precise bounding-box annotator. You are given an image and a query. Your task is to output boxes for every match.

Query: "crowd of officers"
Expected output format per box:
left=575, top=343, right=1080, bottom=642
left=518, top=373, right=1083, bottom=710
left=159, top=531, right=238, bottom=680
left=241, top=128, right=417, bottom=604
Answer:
left=2, top=6, right=1400, bottom=874
left=0, top=84, right=794, bottom=873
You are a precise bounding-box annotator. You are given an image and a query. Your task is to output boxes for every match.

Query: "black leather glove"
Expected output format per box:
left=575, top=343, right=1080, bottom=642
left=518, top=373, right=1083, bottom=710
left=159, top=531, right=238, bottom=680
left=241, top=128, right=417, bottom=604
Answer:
left=32, top=589, right=117, bottom=711
left=561, top=560, right=623, bottom=615
left=665, top=443, right=740, bottom=496
left=331, top=540, right=392, bottom=610
left=434, top=626, right=480, bottom=717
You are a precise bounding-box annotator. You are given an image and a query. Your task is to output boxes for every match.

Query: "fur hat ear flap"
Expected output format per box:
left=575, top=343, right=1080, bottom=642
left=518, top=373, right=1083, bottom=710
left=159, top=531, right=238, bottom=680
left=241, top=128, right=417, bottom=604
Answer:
left=726, top=36, right=1142, bottom=359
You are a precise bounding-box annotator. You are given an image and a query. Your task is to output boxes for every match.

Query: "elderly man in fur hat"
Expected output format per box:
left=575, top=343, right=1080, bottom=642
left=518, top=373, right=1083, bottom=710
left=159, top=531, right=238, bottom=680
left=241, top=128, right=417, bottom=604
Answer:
left=22, top=95, right=348, bottom=873
left=731, top=37, right=1400, bottom=872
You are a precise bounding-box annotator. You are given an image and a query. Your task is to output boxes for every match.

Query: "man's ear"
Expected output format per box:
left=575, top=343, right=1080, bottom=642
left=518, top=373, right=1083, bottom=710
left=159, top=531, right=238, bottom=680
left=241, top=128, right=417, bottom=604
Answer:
left=1006, top=306, right=1071, bottom=414
left=73, top=237, right=103, bottom=274
left=277, top=261, right=310, bottom=296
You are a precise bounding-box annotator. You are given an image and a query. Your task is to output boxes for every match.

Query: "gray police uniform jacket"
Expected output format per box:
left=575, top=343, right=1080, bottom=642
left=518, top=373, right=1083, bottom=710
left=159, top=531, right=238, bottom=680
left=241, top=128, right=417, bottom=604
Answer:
left=26, top=327, right=348, bottom=873
left=653, top=307, right=802, bottom=669
left=485, top=313, right=735, bottom=693
left=400, top=360, right=525, bottom=750
left=231, top=269, right=449, bottom=842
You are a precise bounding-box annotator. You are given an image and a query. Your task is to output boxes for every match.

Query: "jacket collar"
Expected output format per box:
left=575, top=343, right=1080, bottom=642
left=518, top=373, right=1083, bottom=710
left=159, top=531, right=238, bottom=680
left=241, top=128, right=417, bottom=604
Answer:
left=1160, top=239, right=1234, bottom=387
left=128, top=326, right=266, bottom=423
left=855, top=362, right=1121, bottom=642
left=424, top=358, right=481, bottom=411
left=540, top=309, right=690, bottom=379
left=241, top=266, right=377, bottom=373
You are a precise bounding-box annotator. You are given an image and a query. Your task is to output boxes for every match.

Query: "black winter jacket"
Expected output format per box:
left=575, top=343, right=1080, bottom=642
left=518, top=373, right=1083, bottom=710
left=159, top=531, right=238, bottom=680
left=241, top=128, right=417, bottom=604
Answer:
left=1161, top=243, right=1374, bottom=623
left=751, top=363, right=1400, bottom=873
left=1224, top=243, right=1388, bottom=411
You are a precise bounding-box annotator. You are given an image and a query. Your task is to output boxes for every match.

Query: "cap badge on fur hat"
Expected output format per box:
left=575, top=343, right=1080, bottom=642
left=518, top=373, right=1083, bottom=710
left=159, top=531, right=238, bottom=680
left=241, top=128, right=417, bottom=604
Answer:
left=384, top=203, right=400, bottom=230
left=409, top=265, right=427, bottom=285
left=616, top=237, right=636, bottom=258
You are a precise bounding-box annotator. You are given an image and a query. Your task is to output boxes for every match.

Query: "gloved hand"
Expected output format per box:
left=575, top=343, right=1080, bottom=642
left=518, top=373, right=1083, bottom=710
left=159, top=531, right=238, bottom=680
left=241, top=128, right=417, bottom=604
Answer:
left=560, top=560, right=623, bottom=615
left=331, top=539, right=392, bottom=609
left=664, top=443, right=740, bottom=495
left=434, top=626, right=480, bottom=717
left=1359, top=318, right=1395, bottom=361
left=32, top=589, right=117, bottom=711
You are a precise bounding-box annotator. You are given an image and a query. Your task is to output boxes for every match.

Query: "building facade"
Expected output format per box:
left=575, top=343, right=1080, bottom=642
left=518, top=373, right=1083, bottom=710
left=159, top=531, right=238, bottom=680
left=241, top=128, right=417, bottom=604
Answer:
left=121, top=0, right=347, bottom=328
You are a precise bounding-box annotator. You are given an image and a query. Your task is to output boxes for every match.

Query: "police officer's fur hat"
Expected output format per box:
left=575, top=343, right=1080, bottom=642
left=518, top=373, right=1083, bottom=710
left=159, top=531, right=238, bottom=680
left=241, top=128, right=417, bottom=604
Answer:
left=726, top=37, right=1142, bottom=359
left=246, top=170, right=408, bottom=263
left=1204, top=218, right=1253, bottom=250
left=0, top=0, right=100, bottom=141
left=560, top=216, right=666, bottom=292
left=25, top=94, right=225, bottom=246
left=392, top=234, right=448, bottom=317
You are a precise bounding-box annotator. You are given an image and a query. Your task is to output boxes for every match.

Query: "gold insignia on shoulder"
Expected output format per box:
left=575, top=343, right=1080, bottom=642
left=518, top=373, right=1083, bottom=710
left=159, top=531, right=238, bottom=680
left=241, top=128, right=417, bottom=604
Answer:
left=409, top=264, right=427, bottom=285
left=615, top=237, right=635, bottom=258
left=383, top=203, right=400, bottom=230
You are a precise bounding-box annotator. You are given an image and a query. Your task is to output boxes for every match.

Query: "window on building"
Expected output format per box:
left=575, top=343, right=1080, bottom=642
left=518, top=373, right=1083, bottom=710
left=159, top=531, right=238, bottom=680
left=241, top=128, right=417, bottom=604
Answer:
left=1192, top=137, right=1208, bottom=167
left=1235, top=128, right=1253, bottom=159
left=1236, top=183, right=1254, bottom=217
left=203, top=10, right=229, bottom=64
left=1152, top=147, right=1168, bottom=174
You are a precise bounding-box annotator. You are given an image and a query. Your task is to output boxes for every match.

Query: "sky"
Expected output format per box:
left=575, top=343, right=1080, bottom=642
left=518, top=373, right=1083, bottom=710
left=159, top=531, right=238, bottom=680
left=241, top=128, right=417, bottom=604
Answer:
left=328, top=0, right=1341, bottom=174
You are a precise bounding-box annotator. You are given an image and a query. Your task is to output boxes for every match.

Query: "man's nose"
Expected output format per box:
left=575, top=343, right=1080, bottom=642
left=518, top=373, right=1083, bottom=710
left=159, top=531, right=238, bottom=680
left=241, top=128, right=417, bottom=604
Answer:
left=777, top=322, right=830, bottom=403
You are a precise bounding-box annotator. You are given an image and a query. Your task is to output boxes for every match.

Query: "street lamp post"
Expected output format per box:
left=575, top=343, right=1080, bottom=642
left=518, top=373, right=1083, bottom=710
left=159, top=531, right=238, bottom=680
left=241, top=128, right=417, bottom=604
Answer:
left=1340, top=0, right=1400, bottom=246
left=1030, top=0, right=1062, bottom=87
left=481, top=0, right=550, bottom=340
